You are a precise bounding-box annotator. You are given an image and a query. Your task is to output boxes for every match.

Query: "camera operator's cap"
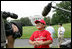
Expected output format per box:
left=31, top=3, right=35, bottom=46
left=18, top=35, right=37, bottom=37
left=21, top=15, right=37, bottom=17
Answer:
left=34, top=19, right=46, bottom=25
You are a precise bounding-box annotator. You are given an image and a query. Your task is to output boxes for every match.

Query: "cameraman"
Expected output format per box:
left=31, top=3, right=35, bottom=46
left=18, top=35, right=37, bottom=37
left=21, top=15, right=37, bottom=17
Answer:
left=6, top=21, right=22, bottom=48
left=1, top=11, right=22, bottom=48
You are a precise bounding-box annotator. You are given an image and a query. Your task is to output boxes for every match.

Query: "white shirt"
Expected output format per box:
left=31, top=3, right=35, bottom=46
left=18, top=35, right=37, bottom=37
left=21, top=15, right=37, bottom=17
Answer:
left=45, top=26, right=55, bottom=38
left=58, top=26, right=65, bottom=36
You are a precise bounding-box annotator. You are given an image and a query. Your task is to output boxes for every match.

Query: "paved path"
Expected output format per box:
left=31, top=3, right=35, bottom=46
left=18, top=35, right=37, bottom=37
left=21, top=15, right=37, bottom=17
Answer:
left=14, top=38, right=71, bottom=48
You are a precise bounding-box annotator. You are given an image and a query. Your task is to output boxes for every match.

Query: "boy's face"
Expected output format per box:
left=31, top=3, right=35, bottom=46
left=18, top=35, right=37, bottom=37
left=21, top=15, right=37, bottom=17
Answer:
left=35, top=22, right=45, bottom=30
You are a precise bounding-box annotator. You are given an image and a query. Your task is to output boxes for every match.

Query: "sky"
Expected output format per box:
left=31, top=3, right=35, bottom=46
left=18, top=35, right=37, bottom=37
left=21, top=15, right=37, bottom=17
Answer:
left=1, top=1, right=62, bottom=21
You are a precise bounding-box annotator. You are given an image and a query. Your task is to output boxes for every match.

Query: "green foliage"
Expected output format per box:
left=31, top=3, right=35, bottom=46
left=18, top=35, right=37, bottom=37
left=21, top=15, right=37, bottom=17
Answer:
left=20, top=17, right=33, bottom=26
left=51, top=1, right=71, bottom=25
left=44, top=16, right=51, bottom=25
left=10, top=17, right=33, bottom=26
left=20, top=26, right=37, bottom=39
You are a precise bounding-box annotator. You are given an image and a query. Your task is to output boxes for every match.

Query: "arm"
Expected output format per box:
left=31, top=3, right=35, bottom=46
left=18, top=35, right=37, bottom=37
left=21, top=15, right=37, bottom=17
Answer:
left=29, top=40, right=39, bottom=47
left=58, top=28, right=60, bottom=34
left=42, top=40, right=52, bottom=45
left=60, top=27, right=65, bottom=35
left=43, top=31, right=53, bottom=45
left=62, top=27, right=65, bottom=32
left=29, top=32, right=35, bottom=45
left=34, top=40, right=53, bottom=46
left=29, top=40, right=35, bottom=45
left=12, top=24, right=19, bottom=32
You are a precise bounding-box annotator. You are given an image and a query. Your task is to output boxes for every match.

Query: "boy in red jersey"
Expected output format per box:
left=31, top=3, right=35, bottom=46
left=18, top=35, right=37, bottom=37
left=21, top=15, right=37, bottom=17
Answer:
left=29, top=19, right=53, bottom=48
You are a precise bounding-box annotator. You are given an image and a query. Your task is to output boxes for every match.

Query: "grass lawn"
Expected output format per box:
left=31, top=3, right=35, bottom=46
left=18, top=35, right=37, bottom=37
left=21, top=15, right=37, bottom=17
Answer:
left=20, top=23, right=71, bottom=39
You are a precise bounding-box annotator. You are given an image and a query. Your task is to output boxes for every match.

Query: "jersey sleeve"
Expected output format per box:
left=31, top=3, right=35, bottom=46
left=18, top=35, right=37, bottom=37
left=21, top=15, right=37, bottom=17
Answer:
left=46, top=31, right=53, bottom=41
left=29, top=32, right=35, bottom=41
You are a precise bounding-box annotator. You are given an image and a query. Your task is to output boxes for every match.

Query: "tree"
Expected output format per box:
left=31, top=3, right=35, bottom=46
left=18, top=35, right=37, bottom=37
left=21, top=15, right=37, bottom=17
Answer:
left=44, top=16, right=50, bottom=25
left=51, top=1, right=71, bottom=25
left=20, top=17, right=33, bottom=26
left=10, top=17, right=33, bottom=26
left=19, top=17, right=25, bottom=26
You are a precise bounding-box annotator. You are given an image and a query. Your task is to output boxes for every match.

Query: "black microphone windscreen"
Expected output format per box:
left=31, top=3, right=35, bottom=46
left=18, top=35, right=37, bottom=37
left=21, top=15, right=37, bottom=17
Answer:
left=42, top=6, right=51, bottom=16
left=42, top=2, right=52, bottom=16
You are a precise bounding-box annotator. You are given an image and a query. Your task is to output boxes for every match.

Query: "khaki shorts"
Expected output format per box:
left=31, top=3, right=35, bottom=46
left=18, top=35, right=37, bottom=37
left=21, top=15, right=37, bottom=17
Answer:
left=58, top=35, right=64, bottom=45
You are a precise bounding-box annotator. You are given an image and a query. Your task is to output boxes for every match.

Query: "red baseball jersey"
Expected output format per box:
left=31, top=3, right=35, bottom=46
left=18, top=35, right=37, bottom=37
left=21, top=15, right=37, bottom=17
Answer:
left=29, top=30, right=53, bottom=48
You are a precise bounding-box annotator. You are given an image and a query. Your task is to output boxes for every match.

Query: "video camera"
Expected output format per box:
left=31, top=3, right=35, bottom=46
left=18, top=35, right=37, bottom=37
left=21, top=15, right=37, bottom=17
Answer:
left=1, top=11, right=17, bottom=34
left=1, top=11, right=22, bottom=47
left=2, top=11, right=18, bottom=19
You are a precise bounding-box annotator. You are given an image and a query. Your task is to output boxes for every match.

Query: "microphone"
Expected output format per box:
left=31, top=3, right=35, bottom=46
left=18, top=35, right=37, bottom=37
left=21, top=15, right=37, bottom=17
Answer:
left=42, top=2, right=52, bottom=16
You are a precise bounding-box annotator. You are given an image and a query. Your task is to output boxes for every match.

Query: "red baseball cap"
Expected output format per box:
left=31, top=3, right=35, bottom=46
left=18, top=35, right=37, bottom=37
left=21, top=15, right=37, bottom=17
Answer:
left=34, top=19, right=46, bottom=25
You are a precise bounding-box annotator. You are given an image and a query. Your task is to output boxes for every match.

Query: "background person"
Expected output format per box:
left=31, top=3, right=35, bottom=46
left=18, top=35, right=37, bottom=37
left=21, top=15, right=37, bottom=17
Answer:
left=58, top=23, right=65, bottom=48
left=45, top=24, right=57, bottom=47
left=45, top=24, right=56, bottom=38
